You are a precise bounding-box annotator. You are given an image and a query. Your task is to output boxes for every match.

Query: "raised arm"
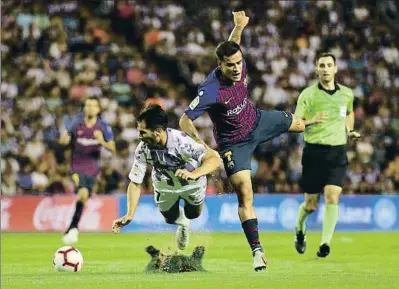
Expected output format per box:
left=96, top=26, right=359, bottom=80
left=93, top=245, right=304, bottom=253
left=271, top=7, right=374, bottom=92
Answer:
left=228, top=11, right=249, bottom=45
left=179, top=114, right=207, bottom=147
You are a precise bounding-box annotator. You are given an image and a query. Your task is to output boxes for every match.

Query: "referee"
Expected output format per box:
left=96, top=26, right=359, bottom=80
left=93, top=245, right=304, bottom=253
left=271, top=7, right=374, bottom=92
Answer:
left=294, top=53, right=361, bottom=258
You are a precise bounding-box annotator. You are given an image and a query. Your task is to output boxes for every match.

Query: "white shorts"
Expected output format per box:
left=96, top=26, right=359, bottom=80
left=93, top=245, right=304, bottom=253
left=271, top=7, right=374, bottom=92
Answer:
left=154, top=186, right=206, bottom=212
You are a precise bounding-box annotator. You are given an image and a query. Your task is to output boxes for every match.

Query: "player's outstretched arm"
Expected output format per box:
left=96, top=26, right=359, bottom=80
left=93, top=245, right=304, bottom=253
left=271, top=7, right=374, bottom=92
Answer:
left=192, top=151, right=221, bottom=178
left=228, top=11, right=249, bottom=45
left=175, top=151, right=221, bottom=181
left=112, top=182, right=141, bottom=233
left=179, top=114, right=217, bottom=155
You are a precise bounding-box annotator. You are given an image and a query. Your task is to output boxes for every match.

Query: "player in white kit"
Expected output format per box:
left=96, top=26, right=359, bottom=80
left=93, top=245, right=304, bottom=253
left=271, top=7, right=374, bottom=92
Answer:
left=112, top=104, right=221, bottom=250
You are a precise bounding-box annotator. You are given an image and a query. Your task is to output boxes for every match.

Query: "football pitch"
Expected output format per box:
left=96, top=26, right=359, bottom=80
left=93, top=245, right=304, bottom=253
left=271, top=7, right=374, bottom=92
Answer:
left=2, top=232, right=398, bottom=289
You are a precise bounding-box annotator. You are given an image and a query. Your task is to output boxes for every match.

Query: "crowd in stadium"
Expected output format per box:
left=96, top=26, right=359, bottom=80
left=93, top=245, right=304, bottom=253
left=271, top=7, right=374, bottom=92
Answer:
left=1, top=0, right=398, bottom=196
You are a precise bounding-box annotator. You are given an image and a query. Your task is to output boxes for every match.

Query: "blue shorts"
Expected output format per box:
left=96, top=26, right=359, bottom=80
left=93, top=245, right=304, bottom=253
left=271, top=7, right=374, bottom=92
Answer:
left=71, top=172, right=96, bottom=195
left=219, top=110, right=293, bottom=177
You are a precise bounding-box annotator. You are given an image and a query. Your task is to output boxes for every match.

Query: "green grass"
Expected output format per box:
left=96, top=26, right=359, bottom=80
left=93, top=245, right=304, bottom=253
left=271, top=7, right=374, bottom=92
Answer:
left=2, top=232, right=399, bottom=289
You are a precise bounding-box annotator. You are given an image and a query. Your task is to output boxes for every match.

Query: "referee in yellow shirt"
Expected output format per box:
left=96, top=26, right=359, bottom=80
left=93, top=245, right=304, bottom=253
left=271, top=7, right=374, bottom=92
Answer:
left=294, top=53, right=361, bottom=258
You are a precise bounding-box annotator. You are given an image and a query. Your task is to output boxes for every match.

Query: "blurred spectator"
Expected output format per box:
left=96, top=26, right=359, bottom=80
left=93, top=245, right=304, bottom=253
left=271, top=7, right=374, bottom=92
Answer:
left=1, top=0, right=398, bottom=196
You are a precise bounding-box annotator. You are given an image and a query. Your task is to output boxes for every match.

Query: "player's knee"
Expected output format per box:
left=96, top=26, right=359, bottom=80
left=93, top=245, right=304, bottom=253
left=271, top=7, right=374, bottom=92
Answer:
left=324, top=186, right=342, bottom=204
left=164, top=217, right=177, bottom=224
left=324, top=193, right=339, bottom=204
left=184, top=208, right=201, bottom=220
left=304, top=201, right=318, bottom=212
left=162, top=211, right=179, bottom=224
left=237, top=190, right=253, bottom=208
left=77, top=188, right=90, bottom=202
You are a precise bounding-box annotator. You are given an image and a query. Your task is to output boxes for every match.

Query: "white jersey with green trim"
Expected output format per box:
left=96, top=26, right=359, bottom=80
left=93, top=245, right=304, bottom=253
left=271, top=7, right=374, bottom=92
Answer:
left=128, top=128, right=207, bottom=193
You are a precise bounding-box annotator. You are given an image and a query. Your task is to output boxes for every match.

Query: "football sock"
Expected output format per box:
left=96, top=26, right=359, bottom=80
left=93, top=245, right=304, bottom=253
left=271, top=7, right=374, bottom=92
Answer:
left=66, top=200, right=84, bottom=233
left=242, top=218, right=262, bottom=253
left=296, top=202, right=312, bottom=232
left=174, top=207, right=190, bottom=227
left=321, top=204, right=339, bottom=245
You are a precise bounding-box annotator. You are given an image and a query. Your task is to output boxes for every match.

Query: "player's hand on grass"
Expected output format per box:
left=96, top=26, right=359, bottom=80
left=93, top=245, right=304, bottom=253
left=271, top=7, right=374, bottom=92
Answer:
left=232, top=11, right=249, bottom=28
left=175, top=169, right=198, bottom=181
left=348, top=131, right=361, bottom=140
left=112, top=215, right=133, bottom=234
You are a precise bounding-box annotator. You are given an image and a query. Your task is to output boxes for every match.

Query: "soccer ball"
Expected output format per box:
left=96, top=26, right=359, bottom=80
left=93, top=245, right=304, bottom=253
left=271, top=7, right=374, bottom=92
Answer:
left=53, top=246, right=83, bottom=272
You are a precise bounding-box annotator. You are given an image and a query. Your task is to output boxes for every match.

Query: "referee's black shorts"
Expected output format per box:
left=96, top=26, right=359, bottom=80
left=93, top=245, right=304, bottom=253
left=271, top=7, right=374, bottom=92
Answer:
left=300, top=142, right=348, bottom=194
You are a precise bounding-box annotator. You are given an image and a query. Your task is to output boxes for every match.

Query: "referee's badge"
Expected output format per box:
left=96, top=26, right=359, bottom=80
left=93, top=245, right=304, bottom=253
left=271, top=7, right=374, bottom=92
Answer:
left=340, top=106, right=347, bottom=118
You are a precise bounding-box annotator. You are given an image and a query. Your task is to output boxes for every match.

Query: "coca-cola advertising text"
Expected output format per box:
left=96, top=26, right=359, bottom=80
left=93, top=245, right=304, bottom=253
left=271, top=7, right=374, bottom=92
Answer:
left=1, top=196, right=117, bottom=232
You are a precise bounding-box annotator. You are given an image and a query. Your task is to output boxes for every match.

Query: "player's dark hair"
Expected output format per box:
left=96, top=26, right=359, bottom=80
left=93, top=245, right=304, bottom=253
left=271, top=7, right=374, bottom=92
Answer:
left=137, top=104, right=168, bottom=131
left=215, top=41, right=242, bottom=61
left=316, top=52, right=336, bottom=64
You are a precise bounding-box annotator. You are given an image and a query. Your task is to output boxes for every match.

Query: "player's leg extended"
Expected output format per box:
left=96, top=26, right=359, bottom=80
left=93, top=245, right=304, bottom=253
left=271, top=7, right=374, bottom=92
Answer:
left=181, top=185, right=206, bottom=220
left=159, top=199, right=181, bottom=224
left=295, top=193, right=320, bottom=254
left=156, top=192, right=190, bottom=250
left=318, top=184, right=342, bottom=258
left=63, top=174, right=92, bottom=244
left=184, top=202, right=203, bottom=219
left=229, top=170, right=266, bottom=271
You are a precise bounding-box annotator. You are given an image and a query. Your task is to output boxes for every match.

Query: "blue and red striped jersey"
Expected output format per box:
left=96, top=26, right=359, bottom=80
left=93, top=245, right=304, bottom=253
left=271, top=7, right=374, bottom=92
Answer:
left=69, top=113, right=114, bottom=176
left=185, top=60, right=257, bottom=147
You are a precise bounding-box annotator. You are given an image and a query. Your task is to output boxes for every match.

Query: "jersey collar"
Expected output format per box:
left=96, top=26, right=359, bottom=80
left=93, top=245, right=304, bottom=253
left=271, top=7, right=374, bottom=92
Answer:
left=318, top=82, right=340, bottom=95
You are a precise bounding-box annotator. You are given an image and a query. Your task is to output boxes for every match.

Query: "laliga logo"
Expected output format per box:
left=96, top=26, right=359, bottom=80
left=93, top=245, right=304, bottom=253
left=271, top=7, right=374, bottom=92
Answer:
left=278, top=198, right=300, bottom=229
left=373, top=199, right=397, bottom=230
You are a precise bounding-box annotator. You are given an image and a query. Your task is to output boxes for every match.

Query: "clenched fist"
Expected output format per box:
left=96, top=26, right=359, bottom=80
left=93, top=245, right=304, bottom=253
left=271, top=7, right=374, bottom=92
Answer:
left=232, top=11, right=249, bottom=28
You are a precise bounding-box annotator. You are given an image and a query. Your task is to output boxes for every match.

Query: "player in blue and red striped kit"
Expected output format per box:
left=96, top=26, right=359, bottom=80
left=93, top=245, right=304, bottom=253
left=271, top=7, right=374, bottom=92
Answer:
left=179, top=11, right=324, bottom=271
left=60, top=97, right=115, bottom=244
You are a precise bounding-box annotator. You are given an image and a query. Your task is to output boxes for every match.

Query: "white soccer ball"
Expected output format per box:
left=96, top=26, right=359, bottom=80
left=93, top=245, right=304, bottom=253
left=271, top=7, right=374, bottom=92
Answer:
left=53, top=246, right=83, bottom=272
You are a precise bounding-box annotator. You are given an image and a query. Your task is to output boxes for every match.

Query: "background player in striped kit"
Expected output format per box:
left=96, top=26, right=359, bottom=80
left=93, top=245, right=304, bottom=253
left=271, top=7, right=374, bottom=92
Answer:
left=112, top=105, right=220, bottom=250
left=60, top=97, right=115, bottom=244
left=294, top=53, right=361, bottom=258
left=179, top=11, right=326, bottom=271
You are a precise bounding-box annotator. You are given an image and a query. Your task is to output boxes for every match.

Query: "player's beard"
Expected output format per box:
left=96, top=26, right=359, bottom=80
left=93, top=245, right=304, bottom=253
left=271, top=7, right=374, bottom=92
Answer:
left=143, top=138, right=160, bottom=148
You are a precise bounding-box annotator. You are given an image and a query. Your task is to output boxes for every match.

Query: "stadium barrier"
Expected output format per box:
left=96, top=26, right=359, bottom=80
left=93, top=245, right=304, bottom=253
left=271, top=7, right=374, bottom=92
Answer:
left=1, top=196, right=117, bottom=232
left=118, top=194, right=399, bottom=232
left=2, top=195, right=398, bottom=232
